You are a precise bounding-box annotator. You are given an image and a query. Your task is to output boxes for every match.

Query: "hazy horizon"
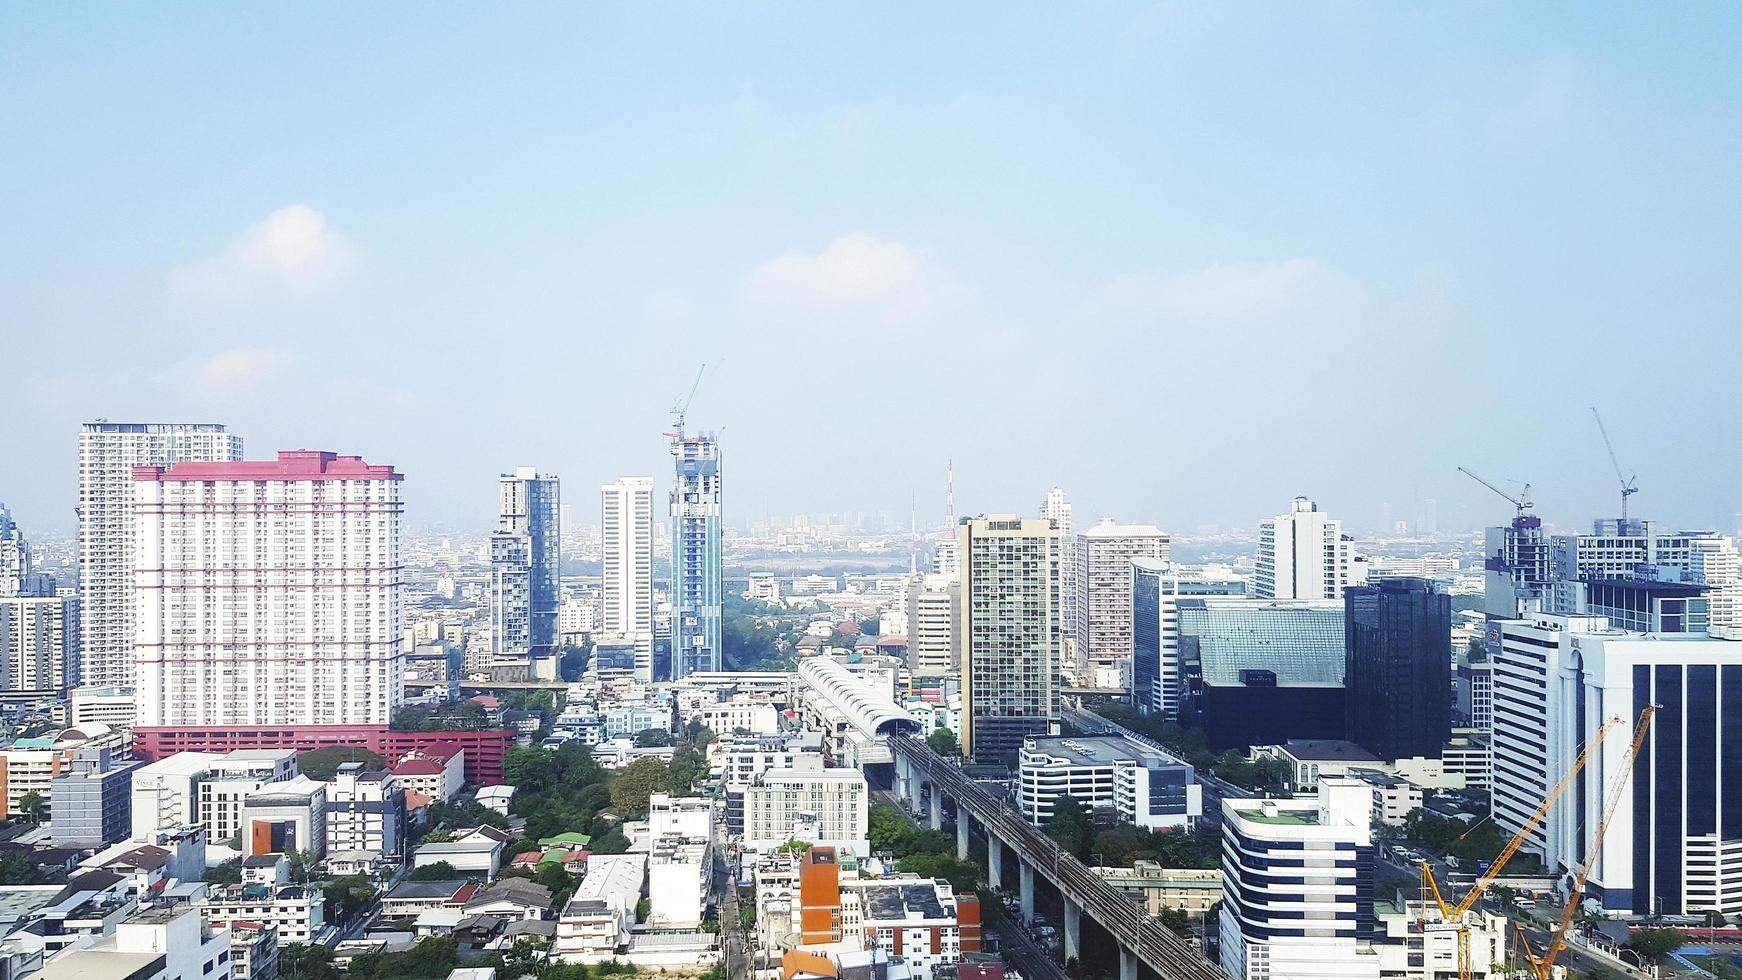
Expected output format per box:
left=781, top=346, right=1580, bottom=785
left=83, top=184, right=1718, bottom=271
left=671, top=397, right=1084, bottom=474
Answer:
left=5, top=5, right=1739, bottom=538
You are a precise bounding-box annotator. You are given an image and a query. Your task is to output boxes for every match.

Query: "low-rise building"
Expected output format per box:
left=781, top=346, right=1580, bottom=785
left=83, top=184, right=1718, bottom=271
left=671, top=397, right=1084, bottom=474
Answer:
left=413, top=826, right=509, bottom=878
left=742, top=769, right=869, bottom=853
left=555, top=853, right=645, bottom=961
left=49, top=747, right=140, bottom=847
left=326, top=764, right=406, bottom=860
left=131, top=752, right=223, bottom=838
left=0, top=723, right=129, bottom=817
left=201, top=883, right=325, bottom=946
left=391, top=745, right=465, bottom=803
left=1371, top=898, right=1506, bottom=980
left=1018, top=735, right=1200, bottom=830
left=40, top=905, right=230, bottom=980
left=199, top=751, right=300, bottom=846
left=241, top=776, right=328, bottom=858
left=1089, top=863, right=1222, bottom=916
left=380, top=880, right=480, bottom=918
left=228, top=920, right=279, bottom=980
left=463, top=879, right=554, bottom=922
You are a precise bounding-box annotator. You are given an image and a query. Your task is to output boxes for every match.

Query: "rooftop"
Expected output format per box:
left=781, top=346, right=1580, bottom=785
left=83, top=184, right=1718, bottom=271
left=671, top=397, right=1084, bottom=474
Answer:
left=1023, top=734, right=1188, bottom=770
left=1275, top=739, right=1381, bottom=763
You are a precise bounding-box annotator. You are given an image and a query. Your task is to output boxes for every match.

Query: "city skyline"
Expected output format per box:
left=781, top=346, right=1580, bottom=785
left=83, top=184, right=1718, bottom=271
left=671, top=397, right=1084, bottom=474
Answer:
left=5, top=5, right=1740, bottom=535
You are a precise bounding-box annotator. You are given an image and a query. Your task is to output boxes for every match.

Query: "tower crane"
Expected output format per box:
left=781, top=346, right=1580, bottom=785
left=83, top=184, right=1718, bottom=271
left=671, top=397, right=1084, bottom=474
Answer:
left=1591, top=407, right=1640, bottom=521
left=1518, top=706, right=1655, bottom=980
left=1458, top=466, right=1533, bottom=517
left=1420, top=715, right=1624, bottom=980
left=666, top=363, right=708, bottom=438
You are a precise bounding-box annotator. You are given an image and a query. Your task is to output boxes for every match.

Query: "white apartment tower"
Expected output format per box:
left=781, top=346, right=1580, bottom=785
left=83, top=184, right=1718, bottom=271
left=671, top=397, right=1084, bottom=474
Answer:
left=1075, top=519, right=1169, bottom=673
left=1254, top=496, right=1354, bottom=600
left=1041, top=488, right=1075, bottom=639
left=78, top=422, right=243, bottom=691
left=601, top=477, right=656, bottom=681
left=132, top=451, right=405, bottom=727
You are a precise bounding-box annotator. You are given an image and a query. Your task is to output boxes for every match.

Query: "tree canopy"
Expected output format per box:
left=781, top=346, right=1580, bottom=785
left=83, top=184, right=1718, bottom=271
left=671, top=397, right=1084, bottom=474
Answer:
left=296, top=746, right=388, bottom=781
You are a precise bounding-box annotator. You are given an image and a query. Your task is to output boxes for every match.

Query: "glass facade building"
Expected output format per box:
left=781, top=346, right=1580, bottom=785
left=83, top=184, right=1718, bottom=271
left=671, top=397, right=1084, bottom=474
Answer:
left=1343, top=577, right=1452, bottom=762
left=669, top=433, right=722, bottom=678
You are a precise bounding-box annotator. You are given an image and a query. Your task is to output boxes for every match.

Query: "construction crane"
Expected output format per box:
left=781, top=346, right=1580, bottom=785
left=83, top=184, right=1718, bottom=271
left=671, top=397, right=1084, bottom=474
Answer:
left=1458, top=466, right=1533, bottom=517
left=1420, top=714, right=1625, bottom=980
left=1591, top=407, right=1640, bottom=521
left=1519, top=706, right=1656, bottom=980
left=666, top=363, right=708, bottom=438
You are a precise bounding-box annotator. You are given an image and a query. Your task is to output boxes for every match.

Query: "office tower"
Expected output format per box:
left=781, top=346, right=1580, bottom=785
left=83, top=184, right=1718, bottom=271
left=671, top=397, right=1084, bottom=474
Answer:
left=959, top=515, right=1061, bottom=763
left=906, top=574, right=960, bottom=675
left=132, top=451, right=405, bottom=727
left=1493, top=623, right=1742, bottom=915
left=1075, top=519, right=1168, bottom=678
left=670, top=432, right=722, bottom=678
left=0, top=593, right=81, bottom=692
left=77, top=421, right=243, bottom=690
left=1131, top=559, right=1245, bottom=717
left=1177, top=598, right=1346, bottom=750
left=490, top=468, right=561, bottom=668
left=601, top=477, right=656, bottom=681
left=1546, top=520, right=1736, bottom=633
left=1219, top=779, right=1378, bottom=980
left=1343, top=578, right=1451, bottom=761
left=1254, top=496, right=1355, bottom=600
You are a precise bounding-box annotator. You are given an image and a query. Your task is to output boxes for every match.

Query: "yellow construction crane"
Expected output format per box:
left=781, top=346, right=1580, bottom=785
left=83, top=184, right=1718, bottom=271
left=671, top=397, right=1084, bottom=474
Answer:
left=1519, top=706, right=1656, bottom=980
left=1419, top=714, right=1626, bottom=980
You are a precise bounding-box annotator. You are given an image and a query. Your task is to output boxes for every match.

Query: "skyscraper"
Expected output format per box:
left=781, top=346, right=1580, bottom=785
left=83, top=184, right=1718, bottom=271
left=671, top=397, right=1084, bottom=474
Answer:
left=132, top=451, right=405, bottom=727
left=1074, top=519, right=1168, bottom=678
left=1131, top=559, right=1245, bottom=717
left=1041, top=488, right=1074, bottom=653
left=78, top=421, right=243, bottom=692
left=490, top=468, right=561, bottom=669
left=1343, top=577, right=1452, bottom=761
left=1254, top=496, right=1355, bottom=600
left=1, top=502, right=36, bottom=597
left=959, top=515, right=1061, bottom=763
left=602, top=476, right=656, bottom=681
left=670, top=432, right=722, bottom=678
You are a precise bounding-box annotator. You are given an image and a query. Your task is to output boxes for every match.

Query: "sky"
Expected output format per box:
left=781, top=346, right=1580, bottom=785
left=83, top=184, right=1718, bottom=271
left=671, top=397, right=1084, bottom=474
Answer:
left=3, top=3, right=1740, bottom=538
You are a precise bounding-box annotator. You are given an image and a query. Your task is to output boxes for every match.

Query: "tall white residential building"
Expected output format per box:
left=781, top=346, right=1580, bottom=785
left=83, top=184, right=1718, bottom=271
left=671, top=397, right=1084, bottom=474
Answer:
left=1042, top=488, right=1075, bottom=651
left=78, top=421, right=243, bottom=691
left=1074, top=519, right=1169, bottom=675
left=906, top=574, right=959, bottom=675
left=601, top=477, right=656, bottom=681
left=490, top=468, right=561, bottom=667
left=132, top=451, right=405, bottom=727
left=1254, top=497, right=1355, bottom=600
left=1220, top=779, right=1380, bottom=980
left=0, top=594, right=81, bottom=691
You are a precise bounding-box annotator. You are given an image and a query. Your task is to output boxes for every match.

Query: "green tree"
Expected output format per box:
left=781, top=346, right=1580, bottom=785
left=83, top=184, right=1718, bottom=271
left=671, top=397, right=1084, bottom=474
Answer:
left=776, top=839, right=813, bottom=854
left=0, top=853, right=41, bottom=884
left=407, top=860, right=459, bottom=881
left=609, top=756, right=670, bottom=818
left=895, top=853, right=982, bottom=893
left=277, top=944, right=341, bottom=980
left=1043, top=796, right=1096, bottom=861
left=284, top=848, right=320, bottom=884
left=296, top=746, right=388, bottom=781
left=926, top=728, right=960, bottom=756
left=666, top=743, right=708, bottom=795
left=16, top=791, right=47, bottom=824
left=1625, top=927, right=1688, bottom=964
left=634, top=728, right=674, bottom=747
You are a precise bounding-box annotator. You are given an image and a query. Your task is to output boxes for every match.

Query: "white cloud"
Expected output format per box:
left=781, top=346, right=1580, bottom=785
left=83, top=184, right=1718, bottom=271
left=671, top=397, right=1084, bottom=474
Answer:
left=742, top=234, right=947, bottom=320
left=198, top=347, right=298, bottom=394
left=1095, top=258, right=1349, bottom=322
left=174, top=205, right=360, bottom=302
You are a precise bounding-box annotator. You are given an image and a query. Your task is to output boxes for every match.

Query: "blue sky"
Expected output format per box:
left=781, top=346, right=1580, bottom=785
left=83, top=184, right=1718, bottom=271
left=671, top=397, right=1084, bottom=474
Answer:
left=3, top=3, right=1739, bottom=536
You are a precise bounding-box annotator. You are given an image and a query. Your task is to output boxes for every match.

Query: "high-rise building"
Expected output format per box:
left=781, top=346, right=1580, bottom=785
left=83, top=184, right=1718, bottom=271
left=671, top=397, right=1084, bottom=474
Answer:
left=906, top=574, right=959, bottom=676
left=1041, top=488, right=1075, bottom=659
left=1493, top=622, right=1742, bottom=915
left=1545, top=520, right=1737, bottom=634
left=959, top=515, right=1061, bottom=763
left=1343, top=578, right=1451, bottom=761
left=78, top=421, right=243, bottom=691
left=490, top=468, right=561, bottom=668
left=670, top=433, right=722, bottom=678
left=0, top=593, right=81, bottom=692
left=1482, top=514, right=1552, bottom=619
left=132, top=451, right=404, bottom=727
left=1, top=502, right=50, bottom=598
left=1075, top=519, right=1168, bottom=677
left=1178, top=598, right=1347, bottom=750
left=1219, top=778, right=1378, bottom=980
left=601, top=477, right=656, bottom=681
left=1254, top=497, right=1355, bottom=600
left=1131, top=560, right=1245, bottom=717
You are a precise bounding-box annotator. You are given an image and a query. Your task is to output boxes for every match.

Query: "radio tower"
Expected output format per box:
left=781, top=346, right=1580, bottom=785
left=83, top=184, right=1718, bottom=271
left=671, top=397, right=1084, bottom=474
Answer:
left=947, top=459, right=956, bottom=529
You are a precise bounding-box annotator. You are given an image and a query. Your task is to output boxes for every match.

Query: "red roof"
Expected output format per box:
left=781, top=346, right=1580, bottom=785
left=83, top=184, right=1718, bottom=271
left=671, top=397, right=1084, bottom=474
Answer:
left=449, top=882, right=480, bottom=904
left=836, top=621, right=861, bottom=635
left=133, top=451, right=400, bottom=483
left=393, top=758, right=445, bottom=776
left=958, top=967, right=1006, bottom=980
left=399, top=741, right=463, bottom=763
left=469, top=695, right=503, bottom=709
left=511, top=852, right=543, bottom=865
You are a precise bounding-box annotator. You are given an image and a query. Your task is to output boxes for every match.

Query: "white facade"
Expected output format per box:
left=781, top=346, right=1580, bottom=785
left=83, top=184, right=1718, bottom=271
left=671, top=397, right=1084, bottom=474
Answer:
left=201, top=884, right=325, bottom=945
left=743, top=769, right=869, bottom=853
left=1219, top=779, right=1380, bottom=980
left=601, top=477, right=656, bottom=681
left=327, top=764, right=403, bottom=856
left=695, top=695, right=778, bottom=736
left=197, top=750, right=299, bottom=845
left=906, top=576, right=958, bottom=675
left=78, top=421, right=243, bottom=692
left=69, top=685, right=138, bottom=728
left=132, top=451, right=405, bottom=727
left=556, top=853, right=646, bottom=960
left=130, top=752, right=222, bottom=838
left=1018, top=735, right=1201, bottom=830
left=1074, top=519, right=1169, bottom=671
left=0, top=594, right=81, bottom=691
left=45, top=906, right=232, bottom=980
left=1042, top=488, right=1075, bottom=662
left=1254, top=497, right=1354, bottom=600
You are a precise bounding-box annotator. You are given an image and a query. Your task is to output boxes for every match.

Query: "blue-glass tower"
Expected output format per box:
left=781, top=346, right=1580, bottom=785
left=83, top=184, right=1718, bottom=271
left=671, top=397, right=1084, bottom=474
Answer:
left=669, top=432, right=722, bottom=678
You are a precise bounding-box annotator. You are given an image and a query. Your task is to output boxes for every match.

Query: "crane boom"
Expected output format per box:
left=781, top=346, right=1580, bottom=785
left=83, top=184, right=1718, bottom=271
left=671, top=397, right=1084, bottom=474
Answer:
left=1590, top=407, right=1639, bottom=520
left=1458, top=466, right=1533, bottom=516
left=669, top=363, right=708, bottom=435
left=1532, top=706, right=1656, bottom=980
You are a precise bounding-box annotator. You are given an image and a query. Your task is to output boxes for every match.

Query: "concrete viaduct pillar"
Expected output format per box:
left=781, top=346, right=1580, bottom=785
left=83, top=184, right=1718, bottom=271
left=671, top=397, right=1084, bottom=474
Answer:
left=1119, top=947, right=1138, bottom=980
left=1018, top=861, right=1035, bottom=925
left=956, top=810, right=970, bottom=860
left=987, top=834, right=1003, bottom=889
left=928, top=786, right=943, bottom=830
left=1063, top=900, right=1081, bottom=964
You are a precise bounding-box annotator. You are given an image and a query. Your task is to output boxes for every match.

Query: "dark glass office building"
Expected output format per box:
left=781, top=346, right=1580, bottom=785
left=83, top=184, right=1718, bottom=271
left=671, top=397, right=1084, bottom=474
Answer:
left=1343, top=577, right=1452, bottom=761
